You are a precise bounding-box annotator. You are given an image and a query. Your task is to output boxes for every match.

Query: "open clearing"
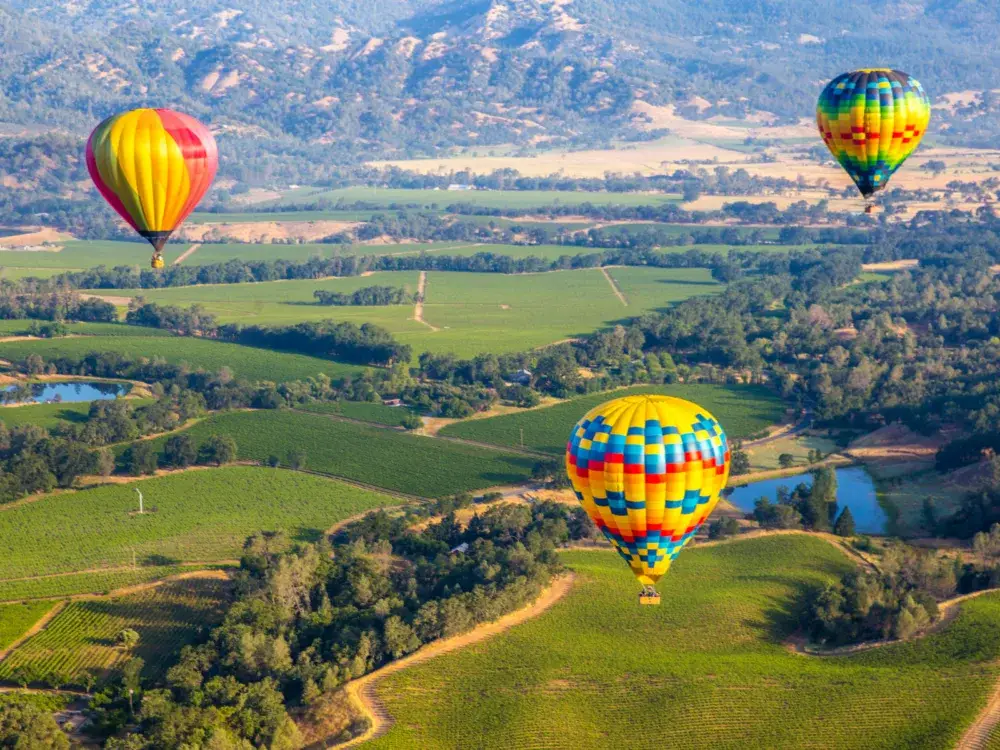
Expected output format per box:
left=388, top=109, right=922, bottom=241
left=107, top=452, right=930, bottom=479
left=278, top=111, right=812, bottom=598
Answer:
left=0, top=466, right=403, bottom=580
left=746, top=432, right=841, bottom=471
left=135, top=409, right=536, bottom=498
left=365, top=537, right=1000, bottom=749
left=440, top=384, right=785, bottom=454
left=0, top=576, right=230, bottom=687
left=0, top=334, right=363, bottom=383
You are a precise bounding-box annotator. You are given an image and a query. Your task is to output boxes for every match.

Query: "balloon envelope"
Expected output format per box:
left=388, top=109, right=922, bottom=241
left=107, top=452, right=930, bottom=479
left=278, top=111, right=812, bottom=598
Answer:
left=816, top=69, right=930, bottom=198
left=565, top=394, right=730, bottom=586
left=86, top=108, right=218, bottom=251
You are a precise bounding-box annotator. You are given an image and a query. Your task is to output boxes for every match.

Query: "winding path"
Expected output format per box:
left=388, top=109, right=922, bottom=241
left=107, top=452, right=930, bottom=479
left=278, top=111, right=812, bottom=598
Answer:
left=326, top=574, right=575, bottom=749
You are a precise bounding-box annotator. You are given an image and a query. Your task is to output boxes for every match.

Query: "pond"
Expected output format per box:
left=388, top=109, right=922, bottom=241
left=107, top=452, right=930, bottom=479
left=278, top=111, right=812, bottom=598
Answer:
left=725, top=466, right=887, bottom=535
left=2, top=381, right=131, bottom=405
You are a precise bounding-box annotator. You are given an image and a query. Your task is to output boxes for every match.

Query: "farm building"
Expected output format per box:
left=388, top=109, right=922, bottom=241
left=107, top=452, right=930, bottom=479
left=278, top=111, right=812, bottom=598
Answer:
left=512, top=369, right=532, bottom=385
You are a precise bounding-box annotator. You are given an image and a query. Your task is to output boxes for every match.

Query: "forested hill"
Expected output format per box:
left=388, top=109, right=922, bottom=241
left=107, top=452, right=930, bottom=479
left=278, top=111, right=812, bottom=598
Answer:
left=4, top=0, right=1000, bottom=157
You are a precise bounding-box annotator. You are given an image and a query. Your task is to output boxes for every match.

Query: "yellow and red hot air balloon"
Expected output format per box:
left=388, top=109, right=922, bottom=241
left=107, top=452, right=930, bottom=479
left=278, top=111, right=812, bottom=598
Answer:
left=86, top=108, right=218, bottom=269
left=566, top=394, right=730, bottom=605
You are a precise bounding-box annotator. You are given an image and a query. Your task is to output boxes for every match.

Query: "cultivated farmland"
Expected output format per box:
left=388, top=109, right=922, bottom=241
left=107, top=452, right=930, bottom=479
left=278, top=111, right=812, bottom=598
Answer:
left=295, top=400, right=419, bottom=427
left=367, top=537, right=1000, bottom=749
left=0, top=467, right=403, bottom=579
left=0, top=566, right=227, bottom=604
left=0, top=577, right=230, bottom=686
left=0, top=601, right=55, bottom=651
left=0, top=240, right=184, bottom=271
left=0, top=335, right=363, bottom=383
left=135, top=410, right=535, bottom=497
left=440, top=384, right=785, bottom=454
left=86, top=267, right=722, bottom=357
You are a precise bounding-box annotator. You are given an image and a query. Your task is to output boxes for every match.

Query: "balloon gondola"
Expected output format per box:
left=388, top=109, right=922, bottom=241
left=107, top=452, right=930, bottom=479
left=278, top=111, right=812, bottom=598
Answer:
left=565, top=394, right=731, bottom=605
left=86, top=108, right=218, bottom=270
left=816, top=69, right=931, bottom=214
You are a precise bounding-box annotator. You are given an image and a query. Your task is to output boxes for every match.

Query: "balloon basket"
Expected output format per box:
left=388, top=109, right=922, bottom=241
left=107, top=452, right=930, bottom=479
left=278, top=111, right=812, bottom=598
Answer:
left=639, top=587, right=660, bottom=606
left=864, top=203, right=875, bottom=215
left=151, top=254, right=165, bottom=270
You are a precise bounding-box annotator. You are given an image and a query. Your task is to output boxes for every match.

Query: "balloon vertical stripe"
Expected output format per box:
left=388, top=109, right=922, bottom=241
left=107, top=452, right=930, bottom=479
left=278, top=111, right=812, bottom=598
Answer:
left=86, top=108, right=218, bottom=252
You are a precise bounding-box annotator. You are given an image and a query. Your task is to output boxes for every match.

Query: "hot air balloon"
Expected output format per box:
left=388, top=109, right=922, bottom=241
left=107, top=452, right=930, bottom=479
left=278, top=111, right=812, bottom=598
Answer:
left=565, top=394, right=730, bottom=605
left=86, top=108, right=218, bottom=269
left=816, top=69, right=931, bottom=214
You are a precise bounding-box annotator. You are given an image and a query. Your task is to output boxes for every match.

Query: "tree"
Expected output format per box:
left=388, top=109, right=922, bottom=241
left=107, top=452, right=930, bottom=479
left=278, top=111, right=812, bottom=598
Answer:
left=94, top=447, right=116, bottom=477
left=163, top=434, right=197, bottom=469
left=266, top=454, right=281, bottom=468
left=834, top=507, right=856, bottom=537
left=286, top=449, right=307, bottom=470
left=200, top=435, right=237, bottom=466
left=0, top=698, right=69, bottom=749
left=778, top=453, right=796, bottom=469
left=124, top=442, right=158, bottom=476
left=400, top=412, right=423, bottom=430
left=708, top=517, right=741, bottom=539
left=116, top=628, right=140, bottom=651
left=730, top=448, right=751, bottom=476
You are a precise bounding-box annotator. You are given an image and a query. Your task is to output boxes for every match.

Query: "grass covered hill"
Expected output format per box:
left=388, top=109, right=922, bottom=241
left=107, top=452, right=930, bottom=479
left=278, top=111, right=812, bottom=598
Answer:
left=368, top=536, right=1000, bottom=749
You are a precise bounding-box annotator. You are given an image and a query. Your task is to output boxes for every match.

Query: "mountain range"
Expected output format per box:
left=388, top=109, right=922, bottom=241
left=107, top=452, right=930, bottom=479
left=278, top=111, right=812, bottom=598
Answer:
left=2, top=0, right=1000, bottom=162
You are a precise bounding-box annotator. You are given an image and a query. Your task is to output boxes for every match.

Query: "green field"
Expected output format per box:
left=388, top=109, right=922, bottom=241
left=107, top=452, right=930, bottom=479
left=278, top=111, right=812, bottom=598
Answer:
left=368, top=536, right=1000, bottom=749
left=0, top=467, right=403, bottom=579
left=0, top=401, right=97, bottom=430
left=440, top=384, right=785, bottom=454
left=417, top=268, right=719, bottom=356
left=177, top=241, right=468, bottom=265
left=296, top=400, right=419, bottom=427
left=0, top=240, right=185, bottom=271
left=0, top=566, right=228, bottom=604
left=272, top=187, right=684, bottom=209
left=134, top=410, right=534, bottom=498
left=0, top=334, right=363, bottom=383
left=89, top=267, right=721, bottom=357
left=90, top=271, right=421, bottom=330
left=0, top=321, right=173, bottom=337
left=0, top=577, right=230, bottom=687
left=0, top=602, right=55, bottom=651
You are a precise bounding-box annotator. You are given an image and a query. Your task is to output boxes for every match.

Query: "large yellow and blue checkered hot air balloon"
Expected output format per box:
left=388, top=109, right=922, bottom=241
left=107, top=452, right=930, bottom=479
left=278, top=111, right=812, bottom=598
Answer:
left=566, top=394, right=730, bottom=605
left=817, top=69, right=931, bottom=212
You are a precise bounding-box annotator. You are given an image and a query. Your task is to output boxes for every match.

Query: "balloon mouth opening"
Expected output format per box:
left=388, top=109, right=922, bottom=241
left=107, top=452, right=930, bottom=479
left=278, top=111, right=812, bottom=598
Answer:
left=140, top=230, right=173, bottom=252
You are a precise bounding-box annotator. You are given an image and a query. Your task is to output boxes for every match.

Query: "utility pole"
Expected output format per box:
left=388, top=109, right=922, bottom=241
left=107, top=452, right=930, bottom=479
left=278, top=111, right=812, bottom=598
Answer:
left=134, top=488, right=144, bottom=515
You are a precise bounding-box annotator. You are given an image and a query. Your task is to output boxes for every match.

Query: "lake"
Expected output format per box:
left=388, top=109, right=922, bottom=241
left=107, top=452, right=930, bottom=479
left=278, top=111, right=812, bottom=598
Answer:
left=725, top=466, right=887, bottom=535
left=2, top=381, right=130, bottom=404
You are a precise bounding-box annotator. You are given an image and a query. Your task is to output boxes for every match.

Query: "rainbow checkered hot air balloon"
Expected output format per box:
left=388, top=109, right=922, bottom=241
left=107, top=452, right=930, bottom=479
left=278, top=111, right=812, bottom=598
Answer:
left=566, top=394, right=730, bottom=605
left=817, top=69, right=931, bottom=212
left=86, top=108, right=218, bottom=269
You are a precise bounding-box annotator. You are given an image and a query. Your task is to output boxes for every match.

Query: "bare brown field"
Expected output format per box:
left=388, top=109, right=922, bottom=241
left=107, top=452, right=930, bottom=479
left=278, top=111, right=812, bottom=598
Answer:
left=175, top=220, right=359, bottom=243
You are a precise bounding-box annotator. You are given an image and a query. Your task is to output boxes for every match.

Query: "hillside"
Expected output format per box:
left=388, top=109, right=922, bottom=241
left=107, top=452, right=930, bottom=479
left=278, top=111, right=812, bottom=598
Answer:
left=4, top=0, right=1000, bottom=164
